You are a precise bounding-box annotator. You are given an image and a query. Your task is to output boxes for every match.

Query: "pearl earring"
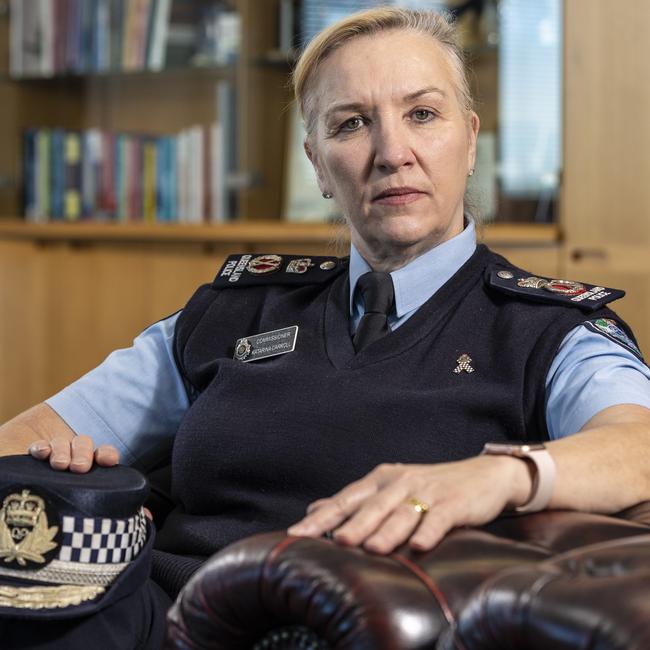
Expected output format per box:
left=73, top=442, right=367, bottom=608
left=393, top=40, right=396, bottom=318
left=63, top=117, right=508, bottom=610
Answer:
left=468, top=169, right=474, bottom=177
left=322, top=192, right=333, bottom=199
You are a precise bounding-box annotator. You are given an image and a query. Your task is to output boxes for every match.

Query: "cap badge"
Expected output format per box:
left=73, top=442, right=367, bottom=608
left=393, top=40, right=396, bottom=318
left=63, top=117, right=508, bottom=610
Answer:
left=286, top=258, right=315, bottom=274
left=246, top=255, right=283, bottom=275
left=0, top=489, right=59, bottom=568
left=453, top=354, right=475, bottom=374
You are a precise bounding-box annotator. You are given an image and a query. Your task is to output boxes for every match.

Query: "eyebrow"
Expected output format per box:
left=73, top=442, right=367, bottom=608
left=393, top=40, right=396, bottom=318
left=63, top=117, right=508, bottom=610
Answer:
left=323, top=86, right=447, bottom=121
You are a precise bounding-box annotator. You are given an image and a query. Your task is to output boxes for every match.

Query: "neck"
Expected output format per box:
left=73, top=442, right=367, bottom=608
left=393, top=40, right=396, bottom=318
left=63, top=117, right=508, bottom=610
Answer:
left=350, top=222, right=465, bottom=273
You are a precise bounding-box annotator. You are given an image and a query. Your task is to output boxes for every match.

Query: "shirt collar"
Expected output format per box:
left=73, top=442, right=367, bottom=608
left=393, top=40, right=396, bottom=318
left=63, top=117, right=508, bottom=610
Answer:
left=349, top=221, right=477, bottom=318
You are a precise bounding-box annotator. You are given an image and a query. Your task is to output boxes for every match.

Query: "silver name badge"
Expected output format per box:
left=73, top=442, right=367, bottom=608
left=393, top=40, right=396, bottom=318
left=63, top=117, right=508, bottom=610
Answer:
left=233, top=326, right=298, bottom=362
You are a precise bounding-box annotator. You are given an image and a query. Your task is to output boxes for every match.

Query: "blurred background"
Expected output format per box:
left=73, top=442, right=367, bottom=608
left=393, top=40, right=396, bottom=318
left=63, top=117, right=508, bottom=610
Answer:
left=0, top=0, right=648, bottom=422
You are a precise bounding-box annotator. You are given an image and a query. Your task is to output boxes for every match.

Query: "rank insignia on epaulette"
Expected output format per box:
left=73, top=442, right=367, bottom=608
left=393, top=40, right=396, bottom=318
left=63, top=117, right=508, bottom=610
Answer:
left=487, top=266, right=626, bottom=312
left=213, top=253, right=347, bottom=288
left=246, top=255, right=283, bottom=275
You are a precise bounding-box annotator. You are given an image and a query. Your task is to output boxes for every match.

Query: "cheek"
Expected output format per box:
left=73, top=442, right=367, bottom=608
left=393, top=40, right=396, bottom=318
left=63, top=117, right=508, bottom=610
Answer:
left=324, top=151, right=365, bottom=197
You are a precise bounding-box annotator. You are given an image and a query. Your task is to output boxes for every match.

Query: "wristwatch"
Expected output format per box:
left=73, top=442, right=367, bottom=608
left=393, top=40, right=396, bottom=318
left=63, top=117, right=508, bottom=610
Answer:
left=481, top=442, right=556, bottom=513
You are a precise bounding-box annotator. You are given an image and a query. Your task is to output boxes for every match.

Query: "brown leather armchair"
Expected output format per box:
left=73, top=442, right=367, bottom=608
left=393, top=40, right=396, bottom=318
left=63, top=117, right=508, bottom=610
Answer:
left=165, top=503, right=650, bottom=649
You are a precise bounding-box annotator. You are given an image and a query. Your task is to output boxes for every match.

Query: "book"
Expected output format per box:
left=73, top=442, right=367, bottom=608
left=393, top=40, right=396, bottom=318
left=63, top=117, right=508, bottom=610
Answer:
left=98, top=132, right=117, bottom=219
left=36, top=130, right=52, bottom=221
left=147, top=0, right=172, bottom=70
left=38, top=0, right=55, bottom=76
left=109, top=0, right=125, bottom=71
left=23, top=130, right=38, bottom=219
left=142, top=137, right=157, bottom=222
left=215, top=79, right=236, bottom=220
left=132, top=0, right=153, bottom=70
left=50, top=128, right=66, bottom=219
left=9, top=0, right=23, bottom=77
left=21, top=0, right=42, bottom=77
left=64, top=131, right=82, bottom=221
left=81, top=129, right=103, bottom=219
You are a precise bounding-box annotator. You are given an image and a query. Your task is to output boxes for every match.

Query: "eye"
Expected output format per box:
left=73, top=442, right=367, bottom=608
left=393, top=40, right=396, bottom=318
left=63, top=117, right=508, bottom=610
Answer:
left=339, top=116, right=365, bottom=132
left=411, top=109, right=436, bottom=123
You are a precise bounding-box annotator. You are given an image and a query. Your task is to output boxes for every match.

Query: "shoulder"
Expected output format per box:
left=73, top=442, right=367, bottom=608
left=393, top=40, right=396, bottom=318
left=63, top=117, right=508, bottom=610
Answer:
left=212, top=253, right=348, bottom=289
left=483, top=251, right=625, bottom=313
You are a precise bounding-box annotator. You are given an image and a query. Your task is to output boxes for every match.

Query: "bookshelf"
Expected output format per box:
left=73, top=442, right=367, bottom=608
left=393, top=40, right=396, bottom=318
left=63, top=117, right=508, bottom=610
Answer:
left=1, top=1, right=650, bottom=422
left=0, top=0, right=293, bottom=224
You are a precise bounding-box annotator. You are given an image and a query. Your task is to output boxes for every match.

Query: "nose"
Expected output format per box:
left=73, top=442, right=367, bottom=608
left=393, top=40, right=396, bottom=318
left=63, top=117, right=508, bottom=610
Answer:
left=372, top=117, right=416, bottom=172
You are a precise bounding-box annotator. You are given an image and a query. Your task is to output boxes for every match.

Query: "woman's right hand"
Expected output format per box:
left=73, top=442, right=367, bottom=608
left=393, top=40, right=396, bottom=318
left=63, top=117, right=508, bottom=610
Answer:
left=29, top=435, right=119, bottom=473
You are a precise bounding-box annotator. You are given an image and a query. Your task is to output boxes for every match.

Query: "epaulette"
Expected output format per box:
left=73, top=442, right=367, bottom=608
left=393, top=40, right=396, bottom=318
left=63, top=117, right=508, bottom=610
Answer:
left=486, top=264, right=625, bottom=312
left=212, top=253, right=348, bottom=288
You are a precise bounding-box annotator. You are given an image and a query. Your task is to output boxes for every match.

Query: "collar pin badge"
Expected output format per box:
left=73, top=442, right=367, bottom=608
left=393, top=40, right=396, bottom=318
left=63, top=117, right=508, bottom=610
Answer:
left=454, top=354, right=474, bottom=374
left=320, top=260, right=336, bottom=271
left=497, top=270, right=514, bottom=280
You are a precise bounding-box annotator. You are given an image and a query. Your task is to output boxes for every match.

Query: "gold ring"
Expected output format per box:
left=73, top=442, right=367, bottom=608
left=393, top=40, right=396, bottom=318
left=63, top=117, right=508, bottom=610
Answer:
left=404, top=497, right=430, bottom=515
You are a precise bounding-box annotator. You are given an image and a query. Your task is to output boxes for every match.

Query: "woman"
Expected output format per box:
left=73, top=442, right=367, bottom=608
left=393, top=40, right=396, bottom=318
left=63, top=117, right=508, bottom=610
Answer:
left=1, top=6, right=650, bottom=648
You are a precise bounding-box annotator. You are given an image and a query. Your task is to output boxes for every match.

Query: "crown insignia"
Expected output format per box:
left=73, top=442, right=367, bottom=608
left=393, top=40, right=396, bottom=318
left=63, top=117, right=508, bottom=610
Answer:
left=0, top=489, right=59, bottom=567
left=4, top=490, right=45, bottom=531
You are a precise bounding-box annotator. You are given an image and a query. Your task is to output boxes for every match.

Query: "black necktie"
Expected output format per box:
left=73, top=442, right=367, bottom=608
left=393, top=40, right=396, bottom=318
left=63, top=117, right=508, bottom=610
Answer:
left=353, top=272, right=395, bottom=352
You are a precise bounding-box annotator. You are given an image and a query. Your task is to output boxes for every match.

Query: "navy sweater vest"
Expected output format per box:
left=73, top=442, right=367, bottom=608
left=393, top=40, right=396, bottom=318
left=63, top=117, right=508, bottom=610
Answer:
left=154, top=245, right=624, bottom=564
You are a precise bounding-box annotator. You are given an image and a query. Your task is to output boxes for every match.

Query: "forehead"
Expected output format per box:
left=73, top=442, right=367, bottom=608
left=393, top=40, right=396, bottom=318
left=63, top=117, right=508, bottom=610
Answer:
left=312, top=29, right=457, bottom=110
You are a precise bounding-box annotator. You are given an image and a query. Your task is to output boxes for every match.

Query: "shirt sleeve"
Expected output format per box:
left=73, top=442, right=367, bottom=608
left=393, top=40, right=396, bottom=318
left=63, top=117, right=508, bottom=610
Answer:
left=545, top=324, right=650, bottom=439
left=46, top=312, right=189, bottom=467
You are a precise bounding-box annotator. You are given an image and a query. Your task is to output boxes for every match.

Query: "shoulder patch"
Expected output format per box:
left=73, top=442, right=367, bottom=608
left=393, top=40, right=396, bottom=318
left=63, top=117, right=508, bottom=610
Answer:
left=583, top=318, right=644, bottom=359
left=486, top=265, right=625, bottom=312
left=213, top=253, right=347, bottom=288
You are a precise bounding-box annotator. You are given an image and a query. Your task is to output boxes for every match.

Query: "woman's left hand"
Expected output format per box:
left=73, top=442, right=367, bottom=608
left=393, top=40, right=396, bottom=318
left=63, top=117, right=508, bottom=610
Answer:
left=287, top=455, right=532, bottom=553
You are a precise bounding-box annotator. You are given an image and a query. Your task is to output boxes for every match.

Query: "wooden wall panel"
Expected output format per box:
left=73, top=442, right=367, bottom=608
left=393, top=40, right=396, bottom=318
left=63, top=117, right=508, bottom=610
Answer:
left=0, top=240, right=47, bottom=418
left=563, top=0, right=650, bottom=351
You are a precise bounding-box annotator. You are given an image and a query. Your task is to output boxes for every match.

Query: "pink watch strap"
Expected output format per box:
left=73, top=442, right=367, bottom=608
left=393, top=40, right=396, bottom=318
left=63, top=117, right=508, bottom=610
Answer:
left=515, top=447, right=557, bottom=513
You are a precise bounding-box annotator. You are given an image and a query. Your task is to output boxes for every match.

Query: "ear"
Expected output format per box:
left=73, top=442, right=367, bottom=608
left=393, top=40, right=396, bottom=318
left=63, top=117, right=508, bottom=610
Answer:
left=467, top=111, right=480, bottom=172
left=304, top=139, right=327, bottom=192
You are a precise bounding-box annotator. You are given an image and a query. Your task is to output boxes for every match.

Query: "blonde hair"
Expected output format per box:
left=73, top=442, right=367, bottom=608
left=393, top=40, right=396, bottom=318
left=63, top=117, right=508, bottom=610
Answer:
left=292, top=6, right=473, bottom=136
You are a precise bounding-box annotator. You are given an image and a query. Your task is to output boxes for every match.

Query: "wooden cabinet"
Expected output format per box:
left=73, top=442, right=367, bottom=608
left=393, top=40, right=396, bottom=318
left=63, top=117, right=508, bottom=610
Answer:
left=562, top=0, right=650, bottom=357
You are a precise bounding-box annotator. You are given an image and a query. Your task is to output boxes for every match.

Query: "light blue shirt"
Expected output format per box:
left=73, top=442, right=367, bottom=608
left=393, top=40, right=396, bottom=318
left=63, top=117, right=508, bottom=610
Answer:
left=47, top=223, right=650, bottom=465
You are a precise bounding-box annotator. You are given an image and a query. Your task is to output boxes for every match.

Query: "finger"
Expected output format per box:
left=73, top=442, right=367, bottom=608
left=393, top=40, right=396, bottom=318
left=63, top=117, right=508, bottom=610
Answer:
left=49, top=437, right=73, bottom=471
left=289, top=475, right=383, bottom=537
left=28, top=440, right=52, bottom=460
left=332, top=484, right=411, bottom=547
left=362, top=502, right=427, bottom=554
left=69, top=436, right=95, bottom=473
left=94, top=445, right=119, bottom=467
left=408, top=507, right=456, bottom=552
left=143, top=507, right=153, bottom=521
left=306, top=498, right=329, bottom=515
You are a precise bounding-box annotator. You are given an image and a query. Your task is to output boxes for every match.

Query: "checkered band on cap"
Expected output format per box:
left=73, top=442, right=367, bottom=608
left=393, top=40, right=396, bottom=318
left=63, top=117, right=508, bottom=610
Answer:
left=58, top=509, right=147, bottom=564
left=0, top=508, right=148, bottom=588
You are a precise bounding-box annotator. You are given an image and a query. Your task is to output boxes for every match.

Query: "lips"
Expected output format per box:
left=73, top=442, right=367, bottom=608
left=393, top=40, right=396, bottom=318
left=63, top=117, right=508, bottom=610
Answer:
left=372, top=187, right=426, bottom=205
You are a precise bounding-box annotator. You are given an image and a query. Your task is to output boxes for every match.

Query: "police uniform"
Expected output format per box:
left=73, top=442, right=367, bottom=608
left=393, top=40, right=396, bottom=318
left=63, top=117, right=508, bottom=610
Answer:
left=45, top=222, right=650, bottom=598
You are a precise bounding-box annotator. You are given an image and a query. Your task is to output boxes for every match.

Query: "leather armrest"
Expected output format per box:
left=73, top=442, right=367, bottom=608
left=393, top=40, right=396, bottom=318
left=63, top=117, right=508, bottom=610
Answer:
left=165, top=504, right=650, bottom=649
